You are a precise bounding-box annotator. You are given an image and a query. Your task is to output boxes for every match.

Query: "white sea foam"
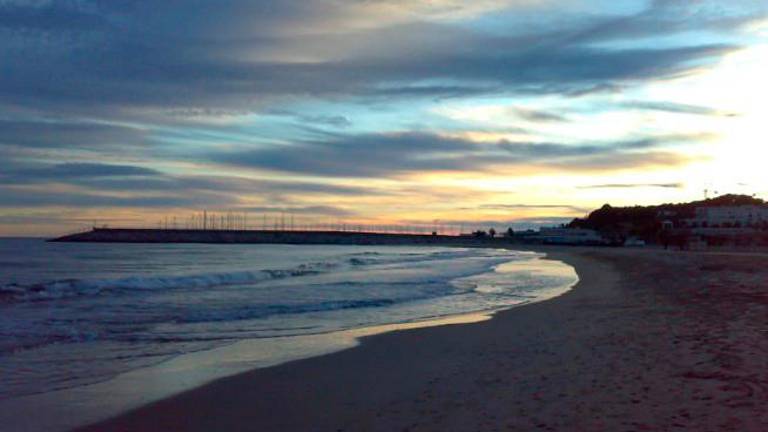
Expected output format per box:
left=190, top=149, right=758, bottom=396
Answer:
left=0, top=248, right=491, bottom=302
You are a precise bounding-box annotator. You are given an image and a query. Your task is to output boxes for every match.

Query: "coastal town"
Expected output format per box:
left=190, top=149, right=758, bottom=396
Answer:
left=559, top=194, right=768, bottom=248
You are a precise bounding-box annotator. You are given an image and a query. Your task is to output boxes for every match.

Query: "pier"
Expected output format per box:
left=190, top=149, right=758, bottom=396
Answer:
left=48, top=227, right=496, bottom=246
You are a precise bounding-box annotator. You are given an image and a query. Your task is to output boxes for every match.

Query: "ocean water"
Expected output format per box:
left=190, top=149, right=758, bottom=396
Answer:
left=0, top=238, right=577, bottom=403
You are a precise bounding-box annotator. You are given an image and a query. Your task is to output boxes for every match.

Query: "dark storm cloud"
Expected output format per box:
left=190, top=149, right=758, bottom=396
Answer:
left=212, top=132, right=481, bottom=177
left=14, top=162, right=161, bottom=179
left=0, top=187, right=237, bottom=208
left=21, top=171, right=374, bottom=197
left=496, top=136, right=674, bottom=157
left=211, top=132, right=708, bottom=177
left=0, top=119, right=147, bottom=150
left=511, top=108, right=568, bottom=123
left=0, top=213, right=142, bottom=225
left=0, top=162, right=161, bottom=187
left=4, top=40, right=734, bottom=114
left=619, top=101, right=734, bottom=116
left=0, top=161, right=377, bottom=208
left=360, top=43, right=736, bottom=97
left=369, top=84, right=501, bottom=100
left=152, top=175, right=376, bottom=199
left=266, top=110, right=353, bottom=128
left=564, top=83, right=625, bottom=98
left=0, top=2, right=110, bottom=31
left=564, top=0, right=767, bottom=45
left=0, top=0, right=755, bottom=118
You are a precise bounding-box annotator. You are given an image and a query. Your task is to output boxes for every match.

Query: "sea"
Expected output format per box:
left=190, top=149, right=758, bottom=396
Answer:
left=0, top=238, right=577, bottom=430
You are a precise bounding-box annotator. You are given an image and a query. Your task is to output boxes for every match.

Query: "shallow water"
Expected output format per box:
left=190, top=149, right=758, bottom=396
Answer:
left=0, top=239, right=577, bottom=402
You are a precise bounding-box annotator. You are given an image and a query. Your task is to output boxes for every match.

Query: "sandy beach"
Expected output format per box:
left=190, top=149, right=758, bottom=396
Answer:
left=74, top=246, right=768, bottom=432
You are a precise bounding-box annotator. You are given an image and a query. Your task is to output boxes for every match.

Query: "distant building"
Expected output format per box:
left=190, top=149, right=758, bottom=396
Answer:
left=687, top=206, right=768, bottom=228
left=534, top=227, right=607, bottom=245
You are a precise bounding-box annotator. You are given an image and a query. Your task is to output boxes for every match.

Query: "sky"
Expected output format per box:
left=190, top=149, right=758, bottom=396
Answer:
left=1, top=0, right=767, bottom=236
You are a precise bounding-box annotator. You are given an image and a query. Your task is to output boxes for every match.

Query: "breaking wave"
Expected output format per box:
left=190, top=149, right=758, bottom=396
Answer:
left=0, top=249, right=495, bottom=303
left=0, top=264, right=332, bottom=302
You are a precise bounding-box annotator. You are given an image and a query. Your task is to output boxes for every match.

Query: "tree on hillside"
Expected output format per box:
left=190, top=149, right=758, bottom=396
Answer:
left=566, top=194, right=766, bottom=242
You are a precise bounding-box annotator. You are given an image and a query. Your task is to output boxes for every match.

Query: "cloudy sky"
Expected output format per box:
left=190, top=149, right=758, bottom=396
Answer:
left=1, top=0, right=767, bottom=235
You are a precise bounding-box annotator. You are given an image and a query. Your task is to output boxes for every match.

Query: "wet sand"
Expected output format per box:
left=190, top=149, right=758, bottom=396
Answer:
left=75, top=247, right=768, bottom=431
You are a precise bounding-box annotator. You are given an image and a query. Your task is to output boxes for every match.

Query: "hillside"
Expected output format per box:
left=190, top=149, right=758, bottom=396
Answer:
left=567, top=194, right=767, bottom=241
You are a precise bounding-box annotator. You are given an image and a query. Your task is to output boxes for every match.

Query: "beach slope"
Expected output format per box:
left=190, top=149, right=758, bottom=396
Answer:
left=76, top=247, right=768, bottom=431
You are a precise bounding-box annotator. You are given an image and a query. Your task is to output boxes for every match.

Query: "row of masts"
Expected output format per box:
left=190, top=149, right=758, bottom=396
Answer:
left=142, top=211, right=466, bottom=235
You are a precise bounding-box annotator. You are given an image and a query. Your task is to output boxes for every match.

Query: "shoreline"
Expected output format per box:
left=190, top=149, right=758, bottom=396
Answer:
left=74, top=246, right=768, bottom=431
left=8, top=245, right=768, bottom=431
left=65, top=246, right=595, bottom=432
left=0, top=312, right=502, bottom=432
left=0, top=247, right=572, bottom=432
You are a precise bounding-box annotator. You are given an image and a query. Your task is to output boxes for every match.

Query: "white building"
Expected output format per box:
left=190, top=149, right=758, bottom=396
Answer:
left=689, top=206, right=768, bottom=228
left=536, top=227, right=607, bottom=245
